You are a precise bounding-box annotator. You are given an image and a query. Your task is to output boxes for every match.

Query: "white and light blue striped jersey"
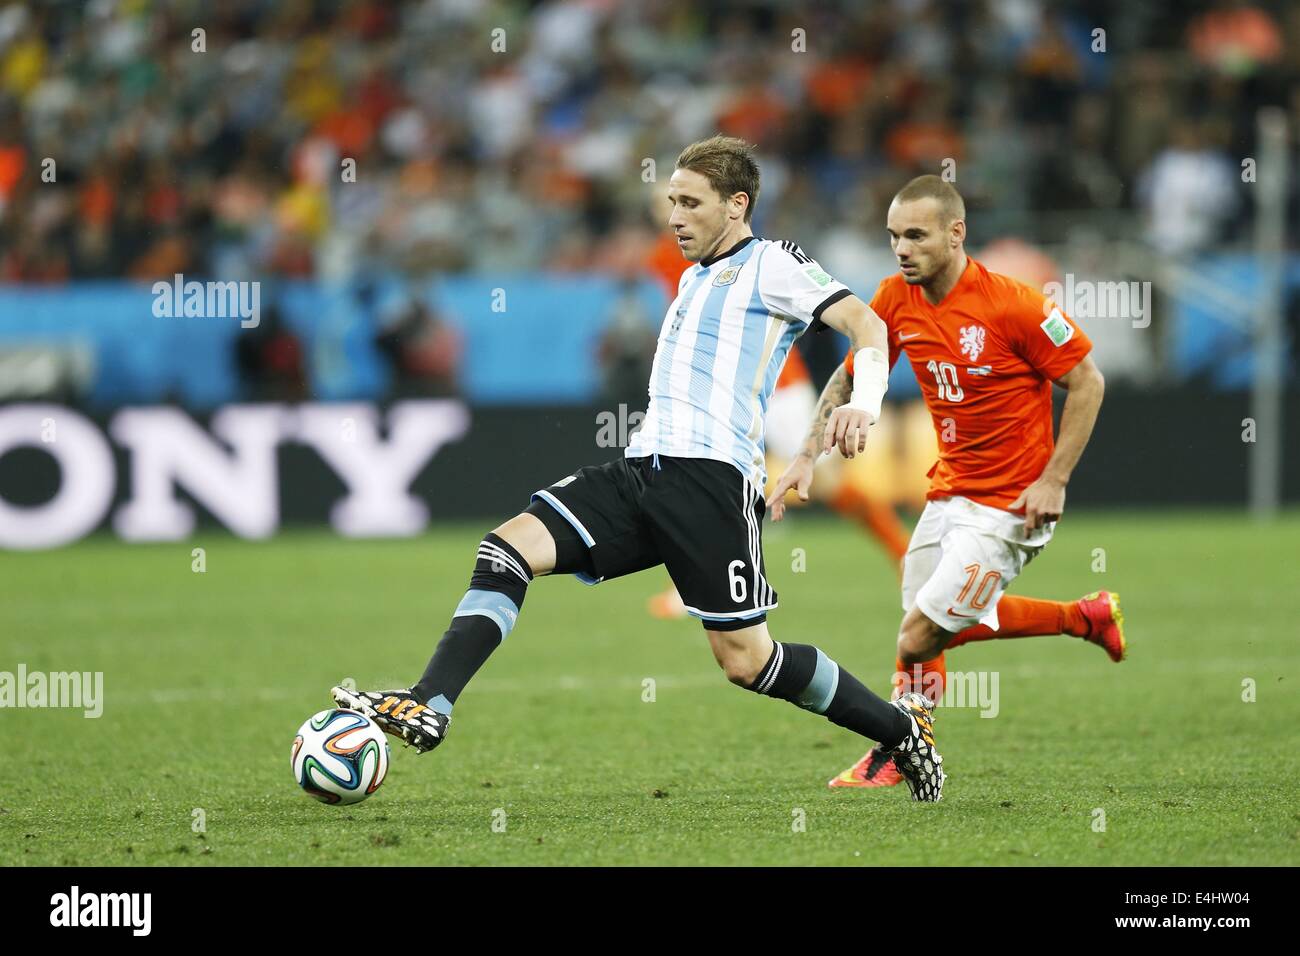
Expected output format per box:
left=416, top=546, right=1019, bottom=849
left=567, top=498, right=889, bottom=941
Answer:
left=625, top=236, right=852, bottom=486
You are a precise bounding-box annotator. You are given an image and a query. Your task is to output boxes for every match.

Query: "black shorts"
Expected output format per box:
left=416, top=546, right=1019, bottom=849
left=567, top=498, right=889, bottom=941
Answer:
left=531, top=455, right=777, bottom=629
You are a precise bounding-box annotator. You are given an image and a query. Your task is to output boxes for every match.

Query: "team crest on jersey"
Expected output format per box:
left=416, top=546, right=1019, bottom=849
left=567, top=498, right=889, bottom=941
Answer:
left=713, top=265, right=741, bottom=287
left=959, top=324, right=986, bottom=362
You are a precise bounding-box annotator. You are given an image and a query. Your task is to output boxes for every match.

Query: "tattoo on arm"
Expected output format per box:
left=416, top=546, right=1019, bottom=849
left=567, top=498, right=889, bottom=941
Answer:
left=800, top=365, right=852, bottom=458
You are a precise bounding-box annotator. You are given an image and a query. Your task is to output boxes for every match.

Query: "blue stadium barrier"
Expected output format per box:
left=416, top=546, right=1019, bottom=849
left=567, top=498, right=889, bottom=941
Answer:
left=4, top=255, right=1292, bottom=408
left=1167, top=254, right=1300, bottom=388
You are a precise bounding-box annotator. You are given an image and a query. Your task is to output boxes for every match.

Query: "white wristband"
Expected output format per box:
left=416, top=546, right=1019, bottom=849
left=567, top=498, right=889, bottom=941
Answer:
left=849, top=347, right=889, bottom=424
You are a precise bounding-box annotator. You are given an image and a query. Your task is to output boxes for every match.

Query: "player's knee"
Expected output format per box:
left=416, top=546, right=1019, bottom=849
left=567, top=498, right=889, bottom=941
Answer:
left=711, top=646, right=756, bottom=686
left=724, top=658, right=761, bottom=687
left=489, top=513, right=529, bottom=549
left=709, top=635, right=765, bottom=687
left=490, top=512, right=555, bottom=576
left=897, top=614, right=945, bottom=664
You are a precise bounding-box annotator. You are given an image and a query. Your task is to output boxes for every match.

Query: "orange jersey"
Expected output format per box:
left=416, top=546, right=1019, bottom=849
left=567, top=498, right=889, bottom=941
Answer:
left=646, top=232, right=689, bottom=302
left=846, top=257, right=1092, bottom=511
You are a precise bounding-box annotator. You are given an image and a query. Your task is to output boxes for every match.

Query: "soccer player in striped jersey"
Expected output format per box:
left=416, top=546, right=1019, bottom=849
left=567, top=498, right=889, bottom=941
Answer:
left=768, top=175, right=1125, bottom=790
left=332, top=136, right=945, bottom=800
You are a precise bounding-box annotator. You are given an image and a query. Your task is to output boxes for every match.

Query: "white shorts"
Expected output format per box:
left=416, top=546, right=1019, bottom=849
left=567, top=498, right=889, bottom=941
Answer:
left=902, top=495, right=1054, bottom=633
left=764, top=381, right=817, bottom=462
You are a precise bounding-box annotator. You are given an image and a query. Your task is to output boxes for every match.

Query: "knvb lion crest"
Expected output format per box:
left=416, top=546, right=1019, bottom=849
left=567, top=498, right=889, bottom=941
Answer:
left=959, top=324, right=986, bottom=362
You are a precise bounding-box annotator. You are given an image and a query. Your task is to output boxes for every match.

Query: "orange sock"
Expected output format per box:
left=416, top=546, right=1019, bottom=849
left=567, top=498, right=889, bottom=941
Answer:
left=892, top=653, right=946, bottom=706
left=830, top=484, right=910, bottom=562
left=946, top=595, right=1088, bottom=649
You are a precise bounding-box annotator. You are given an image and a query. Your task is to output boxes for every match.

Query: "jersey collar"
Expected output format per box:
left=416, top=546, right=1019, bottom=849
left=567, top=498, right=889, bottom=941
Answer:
left=699, top=235, right=756, bottom=268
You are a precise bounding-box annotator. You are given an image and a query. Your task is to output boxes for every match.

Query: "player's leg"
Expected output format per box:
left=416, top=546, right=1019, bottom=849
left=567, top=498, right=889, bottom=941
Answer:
left=333, top=459, right=655, bottom=753
left=706, top=618, right=904, bottom=742
left=896, top=504, right=1125, bottom=691
left=330, top=504, right=577, bottom=751
left=828, top=499, right=951, bottom=789
left=405, top=506, right=566, bottom=710
left=706, top=619, right=943, bottom=801
left=945, top=591, right=1127, bottom=662
left=927, top=498, right=1125, bottom=660
left=895, top=604, right=952, bottom=698
left=828, top=607, right=948, bottom=790
left=647, top=457, right=943, bottom=800
left=890, top=499, right=951, bottom=702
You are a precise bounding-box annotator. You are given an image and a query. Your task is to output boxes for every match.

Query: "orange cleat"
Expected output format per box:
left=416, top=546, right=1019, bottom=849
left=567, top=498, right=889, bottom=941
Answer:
left=1078, top=590, right=1127, bottom=662
left=647, top=587, right=688, bottom=620
left=827, top=744, right=903, bottom=789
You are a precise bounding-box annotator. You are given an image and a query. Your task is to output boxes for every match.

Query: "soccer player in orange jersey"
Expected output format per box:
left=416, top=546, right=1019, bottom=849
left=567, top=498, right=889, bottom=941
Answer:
left=768, top=175, right=1126, bottom=790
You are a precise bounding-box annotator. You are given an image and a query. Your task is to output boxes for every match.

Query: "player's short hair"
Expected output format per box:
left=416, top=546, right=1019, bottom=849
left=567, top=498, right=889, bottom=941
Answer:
left=675, top=135, right=760, bottom=222
left=894, top=175, right=965, bottom=226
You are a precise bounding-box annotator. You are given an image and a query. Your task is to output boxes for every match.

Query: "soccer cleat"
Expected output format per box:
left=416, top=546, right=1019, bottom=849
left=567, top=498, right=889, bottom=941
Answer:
left=1077, top=590, right=1127, bottom=662
left=827, top=745, right=903, bottom=789
left=887, top=692, right=945, bottom=802
left=330, top=686, right=448, bottom=754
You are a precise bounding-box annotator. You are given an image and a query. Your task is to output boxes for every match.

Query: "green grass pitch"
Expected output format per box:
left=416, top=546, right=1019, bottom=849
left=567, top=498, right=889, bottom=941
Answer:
left=2, top=509, right=1297, bottom=866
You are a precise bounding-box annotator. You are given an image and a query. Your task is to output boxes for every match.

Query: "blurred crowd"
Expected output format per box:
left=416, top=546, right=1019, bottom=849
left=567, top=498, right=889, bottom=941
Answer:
left=0, top=0, right=1297, bottom=289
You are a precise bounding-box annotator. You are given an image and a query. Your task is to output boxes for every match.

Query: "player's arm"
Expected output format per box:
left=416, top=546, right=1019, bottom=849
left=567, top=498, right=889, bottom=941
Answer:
left=1009, top=354, right=1105, bottom=531
left=799, top=363, right=853, bottom=461
left=767, top=363, right=852, bottom=521
left=815, top=295, right=890, bottom=458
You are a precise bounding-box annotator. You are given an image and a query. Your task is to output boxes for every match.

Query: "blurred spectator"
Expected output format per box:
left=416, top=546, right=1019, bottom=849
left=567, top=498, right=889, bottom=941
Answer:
left=0, top=0, right=1291, bottom=289
left=1188, top=0, right=1283, bottom=77
left=372, top=291, right=462, bottom=398
left=1137, top=119, right=1241, bottom=258
left=234, top=303, right=307, bottom=401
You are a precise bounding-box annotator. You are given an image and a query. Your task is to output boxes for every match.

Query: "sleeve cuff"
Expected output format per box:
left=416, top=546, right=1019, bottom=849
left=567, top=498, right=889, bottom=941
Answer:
left=811, top=288, right=853, bottom=326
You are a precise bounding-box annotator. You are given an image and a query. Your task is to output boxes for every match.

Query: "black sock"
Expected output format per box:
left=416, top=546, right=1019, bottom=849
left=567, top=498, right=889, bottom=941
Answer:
left=749, top=642, right=909, bottom=747
left=824, top=668, right=909, bottom=748
left=411, top=533, right=532, bottom=713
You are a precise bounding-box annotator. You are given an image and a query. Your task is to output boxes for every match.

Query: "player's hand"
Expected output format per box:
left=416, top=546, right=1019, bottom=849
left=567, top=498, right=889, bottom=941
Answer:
left=825, top=405, right=873, bottom=459
left=1009, top=476, right=1066, bottom=533
left=766, top=454, right=816, bottom=522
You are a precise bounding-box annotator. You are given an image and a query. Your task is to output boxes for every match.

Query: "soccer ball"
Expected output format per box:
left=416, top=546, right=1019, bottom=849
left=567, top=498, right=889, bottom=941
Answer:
left=291, top=709, right=390, bottom=805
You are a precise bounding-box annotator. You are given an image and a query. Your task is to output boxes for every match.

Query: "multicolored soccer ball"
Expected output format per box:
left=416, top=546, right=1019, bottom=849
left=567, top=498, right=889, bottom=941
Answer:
left=291, top=709, right=390, bottom=805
